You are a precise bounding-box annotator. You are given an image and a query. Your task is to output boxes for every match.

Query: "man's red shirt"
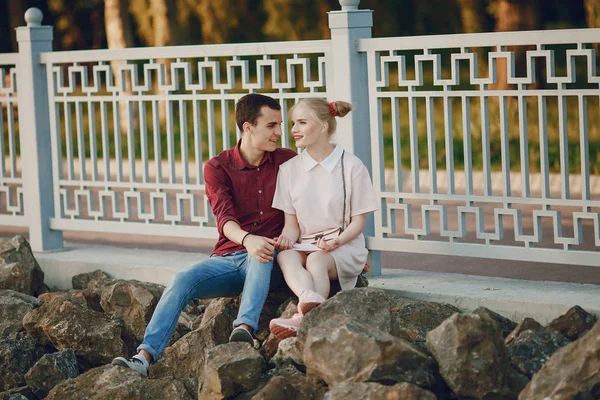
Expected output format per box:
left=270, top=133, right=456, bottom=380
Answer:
left=204, top=141, right=296, bottom=256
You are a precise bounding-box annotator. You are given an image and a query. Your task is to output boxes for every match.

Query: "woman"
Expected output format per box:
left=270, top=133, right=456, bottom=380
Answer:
left=269, top=98, right=378, bottom=339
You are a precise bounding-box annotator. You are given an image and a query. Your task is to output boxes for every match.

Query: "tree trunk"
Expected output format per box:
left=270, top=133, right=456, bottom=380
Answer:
left=104, top=0, right=137, bottom=135
left=150, top=0, right=174, bottom=125
left=489, top=0, right=541, bottom=90
left=584, top=0, right=600, bottom=52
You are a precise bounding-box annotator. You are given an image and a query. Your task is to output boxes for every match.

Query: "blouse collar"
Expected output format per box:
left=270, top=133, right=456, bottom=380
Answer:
left=301, top=145, right=344, bottom=173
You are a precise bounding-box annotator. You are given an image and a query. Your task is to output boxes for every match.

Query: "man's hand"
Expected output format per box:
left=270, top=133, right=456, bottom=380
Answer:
left=274, top=235, right=294, bottom=251
left=317, top=237, right=341, bottom=252
left=243, top=234, right=277, bottom=263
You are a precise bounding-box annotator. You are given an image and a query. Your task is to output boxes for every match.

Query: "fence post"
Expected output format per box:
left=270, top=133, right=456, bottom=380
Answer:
left=328, top=0, right=381, bottom=276
left=16, top=8, right=63, bottom=252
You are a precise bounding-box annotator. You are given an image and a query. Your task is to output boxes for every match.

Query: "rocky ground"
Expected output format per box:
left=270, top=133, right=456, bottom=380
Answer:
left=1, top=234, right=599, bottom=400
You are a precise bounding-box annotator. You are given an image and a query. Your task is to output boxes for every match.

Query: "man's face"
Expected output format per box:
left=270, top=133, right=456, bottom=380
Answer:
left=245, top=106, right=283, bottom=152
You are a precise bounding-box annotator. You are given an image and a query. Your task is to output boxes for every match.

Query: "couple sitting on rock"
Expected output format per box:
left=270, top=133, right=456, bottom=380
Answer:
left=111, top=93, right=377, bottom=376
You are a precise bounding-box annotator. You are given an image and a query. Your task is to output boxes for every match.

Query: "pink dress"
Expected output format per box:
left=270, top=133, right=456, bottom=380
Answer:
left=272, top=145, right=378, bottom=289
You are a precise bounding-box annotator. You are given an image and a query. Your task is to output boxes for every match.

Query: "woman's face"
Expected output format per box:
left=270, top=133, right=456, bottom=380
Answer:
left=290, top=104, right=327, bottom=149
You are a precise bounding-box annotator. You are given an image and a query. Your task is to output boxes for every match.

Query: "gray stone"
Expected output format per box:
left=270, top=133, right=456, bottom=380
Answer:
left=386, top=294, right=460, bottom=344
left=46, top=365, right=193, bottom=400
left=100, top=279, right=164, bottom=341
left=0, top=290, right=40, bottom=337
left=0, top=236, right=44, bottom=296
left=546, top=305, right=597, bottom=341
left=22, top=297, right=126, bottom=368
left=24, top=349, right=80, bottom=398
left=426, top=312, right=513, bottom=399
left=324, top=382, right=437, bottom=400
left=151, top=297, right=238, bottom=381
left=0, top=386, right=36, bottom=400
left=304, top=315, right=438, bottom=389
left=519, top=320, right=600, bottom=399
left=507, top=329, right=571, bottom=378
left=0, top=332, right=49, bottom=392
left=472, top=306, right=518, bottom=338
left=252, top=368, right=325, bottom=400
left=296, top=288, right=392, bottom=353
left=199, top=343, right=265, bottom=399
left=505, top=317, right=543, bottom=345
left=270, top=337, right=305, bottom=370
left=71, top=270, right=111, bottom=290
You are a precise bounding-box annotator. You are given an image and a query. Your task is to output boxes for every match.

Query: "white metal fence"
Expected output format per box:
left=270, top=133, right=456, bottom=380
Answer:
left=1, top=3, right=599, bottom=273
left=0, top=54, right=24, bottom=227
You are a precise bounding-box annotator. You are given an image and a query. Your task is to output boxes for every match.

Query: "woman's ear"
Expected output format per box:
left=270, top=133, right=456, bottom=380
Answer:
left=321, top=121, right=329, bottom=134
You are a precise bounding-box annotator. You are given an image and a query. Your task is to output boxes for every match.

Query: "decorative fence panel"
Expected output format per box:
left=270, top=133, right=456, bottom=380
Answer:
left=0, top=54, right=25, bottom=227
left=40, top=42, right=331, bottom=238
left=359, top=29, right=600, bottom=266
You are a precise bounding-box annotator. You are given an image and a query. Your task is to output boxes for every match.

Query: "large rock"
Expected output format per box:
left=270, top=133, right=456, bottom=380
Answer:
left=546, top=305, right=597, bottom=341
left=24, top=349, right=80, bottom=398
left=0, top=290, right=41, bottom=336
left=199, top=343, right=265, bottom=399
left=426, top=312, right=520, bottom=399
left=38, top=290, right=103, bottom=312
left=22, top=297, right=126, bottom=367
left=100, top=280, right=164, bottom=341
left=519, top=320, right=600, bottom=399
left=251, top=367, right=326, bottom=400
left=297, top=288, right=391, bottom=352
left=507, top=329, right=571, bottom=378
left=386, top=294, right=460, bottom=345
left=46, top=365, right=193, bottom=400
left=71, top=270, right=111, bottom=290
left=472, top=306, right=518, bottom=338
left=0, top=332, right=49, bottom=392
left=324, top=382, right=437, bottom=400
left=304, top=315, right=438, bottom=390
left=0, top=236, right=44, bottom=296
left=0, top=386, right=37, bottom=400
left=505, top=317, right=543, bottom=345
left=270, top=337, right=305, bottom=370
left=150, top=297, right=238, bottom=380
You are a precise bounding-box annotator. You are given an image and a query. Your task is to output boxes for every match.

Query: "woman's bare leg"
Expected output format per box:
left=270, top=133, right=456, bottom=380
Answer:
left=305, top=251, right=337, bottom=299
left=277, top=250, right=311, bottom=297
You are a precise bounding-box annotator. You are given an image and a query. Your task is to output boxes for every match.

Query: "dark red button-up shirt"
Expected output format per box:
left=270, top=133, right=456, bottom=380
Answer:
left=204, top=141, right=296, bottom=256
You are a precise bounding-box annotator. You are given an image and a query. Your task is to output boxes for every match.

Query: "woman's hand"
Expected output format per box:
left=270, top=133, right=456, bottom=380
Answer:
left=274, top=235, right=294, bottom=251
left=317, top=237, right=341, bottom=252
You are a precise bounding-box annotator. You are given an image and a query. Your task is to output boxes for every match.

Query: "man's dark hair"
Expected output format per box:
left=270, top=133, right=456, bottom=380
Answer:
left=235, top=93, right=281, bottom=131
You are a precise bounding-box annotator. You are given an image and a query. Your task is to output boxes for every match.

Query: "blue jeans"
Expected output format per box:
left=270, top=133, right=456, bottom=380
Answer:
left=137, top=250, right=281, bottom=362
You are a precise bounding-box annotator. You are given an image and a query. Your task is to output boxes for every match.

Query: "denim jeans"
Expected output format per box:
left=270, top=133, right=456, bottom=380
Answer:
left=137, top=250, right=281, bottom=362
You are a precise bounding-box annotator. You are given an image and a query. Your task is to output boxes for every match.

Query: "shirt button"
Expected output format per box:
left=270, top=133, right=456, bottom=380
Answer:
left=257, top=168, right=260, bottom=171
left=259, top=211, right=263, bottom=215
left=253, top=222, right=257, bottom=226
left=258, top=190, right=262, bottom=194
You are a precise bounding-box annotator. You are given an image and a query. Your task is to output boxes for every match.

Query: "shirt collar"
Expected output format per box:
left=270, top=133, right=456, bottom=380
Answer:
left=301, top=145, right=343, bottom=173
left=232, top=139, right=273, bottom=170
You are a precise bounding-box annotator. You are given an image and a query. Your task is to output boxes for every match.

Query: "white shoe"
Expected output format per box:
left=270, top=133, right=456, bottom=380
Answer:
left=111, top=354, right=149, bottom=377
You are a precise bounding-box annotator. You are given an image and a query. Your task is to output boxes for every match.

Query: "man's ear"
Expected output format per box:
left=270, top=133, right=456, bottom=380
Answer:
left=242, top=121, right=252, bottom=134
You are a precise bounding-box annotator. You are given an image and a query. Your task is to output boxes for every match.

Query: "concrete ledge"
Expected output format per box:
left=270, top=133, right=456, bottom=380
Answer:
left=34, top=244, right=599, bottom=325
left=35, top=244, right=209, bottom=290
left=369, top=269, right=600, bottom=324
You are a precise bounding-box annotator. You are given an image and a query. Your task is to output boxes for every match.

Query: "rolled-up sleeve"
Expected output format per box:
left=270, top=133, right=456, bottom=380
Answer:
left=204, top=160, right=239, bottom=234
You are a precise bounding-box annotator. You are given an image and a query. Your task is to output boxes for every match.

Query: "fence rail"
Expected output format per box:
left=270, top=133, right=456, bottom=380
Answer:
left=2, top=4, right=599, bottom=273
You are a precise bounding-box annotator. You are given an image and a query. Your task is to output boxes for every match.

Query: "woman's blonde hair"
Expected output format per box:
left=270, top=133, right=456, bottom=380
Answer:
left=291, top=98, right=353, bottom=135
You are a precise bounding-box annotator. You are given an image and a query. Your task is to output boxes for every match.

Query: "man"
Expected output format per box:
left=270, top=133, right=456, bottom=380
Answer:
left=112, top=93, right=296, bottom=376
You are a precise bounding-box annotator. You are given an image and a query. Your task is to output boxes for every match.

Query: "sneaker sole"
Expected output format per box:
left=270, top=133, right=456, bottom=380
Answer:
left=229, top=329, right=254, bottom=345
left=298, top=301, right=321, bottom=316
left=270, top=323, right=299, bottom=340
